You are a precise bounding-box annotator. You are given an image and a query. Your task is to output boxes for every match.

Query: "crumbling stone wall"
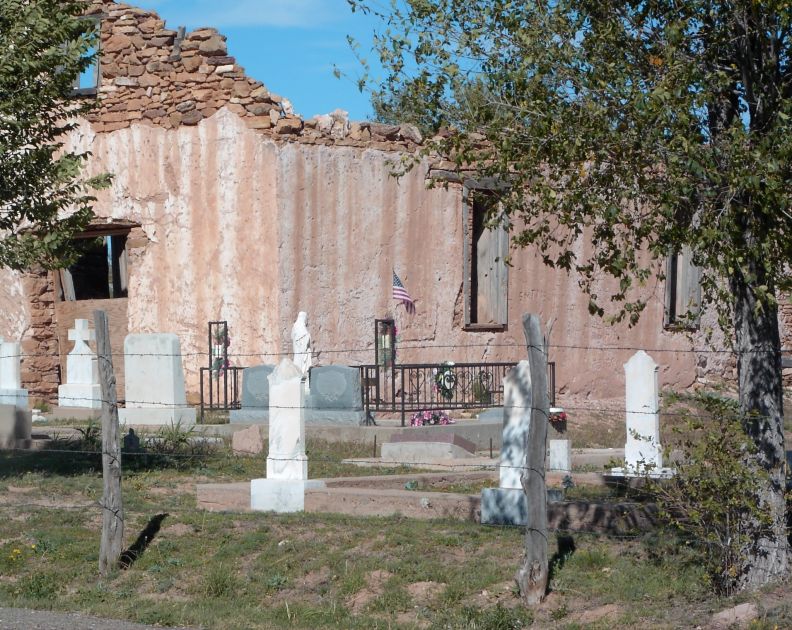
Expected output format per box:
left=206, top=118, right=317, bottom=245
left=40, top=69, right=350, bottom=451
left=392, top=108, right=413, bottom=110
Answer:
left=86, top=1, right=424, bottom=149
left=20, top=269, right=59, bottom=404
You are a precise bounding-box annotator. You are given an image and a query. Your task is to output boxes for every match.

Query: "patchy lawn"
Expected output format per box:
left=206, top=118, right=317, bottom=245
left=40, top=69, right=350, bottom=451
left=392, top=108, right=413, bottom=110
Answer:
left=0, top=439, right=789, bottom=629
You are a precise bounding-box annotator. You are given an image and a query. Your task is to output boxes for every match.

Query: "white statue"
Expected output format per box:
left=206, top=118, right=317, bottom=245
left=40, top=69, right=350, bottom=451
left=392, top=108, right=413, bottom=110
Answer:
left=291, top=311, right=312, bottom=376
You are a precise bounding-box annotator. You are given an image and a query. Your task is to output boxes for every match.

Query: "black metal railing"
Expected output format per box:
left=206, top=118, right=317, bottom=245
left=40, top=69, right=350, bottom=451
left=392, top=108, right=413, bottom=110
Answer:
left=359, top=361, right=556, bottom=426
left=199, top=366, right=243, bottom=422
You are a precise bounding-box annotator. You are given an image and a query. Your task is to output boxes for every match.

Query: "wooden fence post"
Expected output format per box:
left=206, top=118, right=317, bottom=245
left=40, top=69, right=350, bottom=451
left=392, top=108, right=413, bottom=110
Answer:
left=95, top=309, right=123, bottom=576
left=516, top=313, right=549, bottom=604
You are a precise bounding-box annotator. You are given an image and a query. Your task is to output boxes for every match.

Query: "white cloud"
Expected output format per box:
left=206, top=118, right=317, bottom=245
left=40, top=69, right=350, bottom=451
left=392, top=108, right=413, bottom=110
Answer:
left=137, top=0, right=340, bottom=29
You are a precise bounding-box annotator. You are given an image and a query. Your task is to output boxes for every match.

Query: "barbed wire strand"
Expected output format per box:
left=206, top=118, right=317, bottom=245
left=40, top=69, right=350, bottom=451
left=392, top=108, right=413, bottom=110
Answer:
left=2, top=339, right=792, bottom=360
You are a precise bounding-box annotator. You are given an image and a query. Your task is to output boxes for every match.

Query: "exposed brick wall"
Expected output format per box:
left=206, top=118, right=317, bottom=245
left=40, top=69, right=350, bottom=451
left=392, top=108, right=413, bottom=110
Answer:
left=86, top=1, right=425, bottom=150
left=20, top=269, right=60, bottom=404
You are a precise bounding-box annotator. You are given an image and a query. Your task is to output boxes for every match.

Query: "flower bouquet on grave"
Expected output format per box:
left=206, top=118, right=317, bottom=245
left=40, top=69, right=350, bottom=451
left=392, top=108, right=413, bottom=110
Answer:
left=410, top=410, right=454, bottom=426
left=211, top=356, right=231, bottom=379
left=549, top=407, right=568, bottom=432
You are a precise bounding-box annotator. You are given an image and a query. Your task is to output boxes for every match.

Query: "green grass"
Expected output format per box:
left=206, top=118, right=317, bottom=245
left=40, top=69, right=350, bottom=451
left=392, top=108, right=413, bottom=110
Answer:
left=0, top=435, right=786, bottom=629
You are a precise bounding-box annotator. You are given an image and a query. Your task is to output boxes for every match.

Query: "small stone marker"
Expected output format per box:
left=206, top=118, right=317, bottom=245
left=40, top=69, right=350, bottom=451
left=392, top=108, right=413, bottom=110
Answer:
left=232, top=425, right=264, bottom=455
left=250, top=358, right=324, bottom=512
left=382, top=431, right=477, bottom=462
left=0, top=337, right=28, bottom=410
left=548, top=439, right=572, bottom=472
left=611, top=350, right=673, bottom=477
left=118, top=333, right=196, bottom=426
left=58, top=319, right=102, bottom=409
left=229, top=364, right=274, bottom=423
left=305, top=365, right=366, bottom=424
left=0, top=403, right=31, bottom=448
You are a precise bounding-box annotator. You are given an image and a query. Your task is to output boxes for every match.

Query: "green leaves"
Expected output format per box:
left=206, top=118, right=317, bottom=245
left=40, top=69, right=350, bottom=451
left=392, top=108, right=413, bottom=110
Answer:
left=354, top=0, right=792, bottom=326
left=0, top=0, right=104, bottom=270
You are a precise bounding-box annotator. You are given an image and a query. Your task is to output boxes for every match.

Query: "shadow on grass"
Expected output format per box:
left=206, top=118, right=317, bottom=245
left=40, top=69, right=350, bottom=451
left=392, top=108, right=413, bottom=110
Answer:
left=547, top=533, right=576, bottom=592
left=0, top=438, right=217, bottom=479
left=120, top=512, right=169, bottom=569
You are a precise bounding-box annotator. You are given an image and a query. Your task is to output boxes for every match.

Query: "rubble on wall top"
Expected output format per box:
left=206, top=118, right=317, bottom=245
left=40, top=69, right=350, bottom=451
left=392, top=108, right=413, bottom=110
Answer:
left=85, top=0, right=426, bottom=153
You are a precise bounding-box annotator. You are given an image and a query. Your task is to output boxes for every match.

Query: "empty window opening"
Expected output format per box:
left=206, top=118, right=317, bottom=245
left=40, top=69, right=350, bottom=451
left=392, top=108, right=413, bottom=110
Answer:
left=464, top=191, right=509, bottom=329
left=71, top=17, right=101, bottom=95
left=60, top=234, right=128, bottom=301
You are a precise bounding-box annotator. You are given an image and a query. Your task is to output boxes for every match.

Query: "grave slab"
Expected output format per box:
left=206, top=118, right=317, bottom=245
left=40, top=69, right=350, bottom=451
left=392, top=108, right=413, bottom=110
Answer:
left=305, top=365, right=366, bottom=424
left=118, top=333, right=196, bottom=426
left=228, top=365, right=274, bottom=423
left=381, top=431, right=477, bottom=462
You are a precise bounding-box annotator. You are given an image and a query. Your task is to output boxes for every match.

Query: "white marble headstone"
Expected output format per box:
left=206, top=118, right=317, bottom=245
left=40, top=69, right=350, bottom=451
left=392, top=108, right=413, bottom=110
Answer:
left=118, top=333, right=196, bottom=426
left=266, top=358, right=308, bottom=480
left=499, top=360, right=532, bottom=489
left=58, top=319, right=102, bottom=409
left=251, top=358, right=324, bottom=512
left=623, top=350, right=663, bottom=471
left=0, top=338, right=22, bottom=390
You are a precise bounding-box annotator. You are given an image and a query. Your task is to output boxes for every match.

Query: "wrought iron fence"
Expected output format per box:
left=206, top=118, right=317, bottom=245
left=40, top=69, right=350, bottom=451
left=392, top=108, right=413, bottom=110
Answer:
left=359, top=361, right=556, bottom=426
left=199, top=366, right=243, bottom=422
left=199, top=320, right=242, bottom=422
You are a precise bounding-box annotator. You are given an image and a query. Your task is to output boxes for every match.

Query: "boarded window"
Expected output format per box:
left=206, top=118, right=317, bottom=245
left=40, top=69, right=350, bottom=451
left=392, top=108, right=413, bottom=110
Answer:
left=60, top=234, right=128, bottom=301
left=664, top=246, right=701, bottom=329
left=464, top=192, right=508, bottom=329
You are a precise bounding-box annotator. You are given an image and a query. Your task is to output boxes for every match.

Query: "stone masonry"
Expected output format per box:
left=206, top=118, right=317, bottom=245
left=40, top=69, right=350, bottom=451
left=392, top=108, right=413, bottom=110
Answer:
left=20, top=269, right=59, bottom=403
left=86, top=1, right=424, bottom=150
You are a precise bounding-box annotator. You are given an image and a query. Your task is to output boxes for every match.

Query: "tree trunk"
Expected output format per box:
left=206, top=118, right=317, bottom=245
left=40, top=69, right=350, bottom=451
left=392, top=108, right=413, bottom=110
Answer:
left=731, top=267, right=790, bottom=587
left=516, top=314, right=549, bottom=604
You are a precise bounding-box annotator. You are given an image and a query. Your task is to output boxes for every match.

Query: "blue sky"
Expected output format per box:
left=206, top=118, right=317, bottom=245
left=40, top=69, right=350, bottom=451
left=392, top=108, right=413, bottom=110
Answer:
left=135, top=0, right=382, bottom=121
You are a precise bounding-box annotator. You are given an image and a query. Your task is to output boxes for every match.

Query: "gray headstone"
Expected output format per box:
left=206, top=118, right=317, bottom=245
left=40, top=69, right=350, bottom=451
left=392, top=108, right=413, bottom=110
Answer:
left=306, top=366, right=363, bottom=411
left=241, top=365, right=275, bottom=410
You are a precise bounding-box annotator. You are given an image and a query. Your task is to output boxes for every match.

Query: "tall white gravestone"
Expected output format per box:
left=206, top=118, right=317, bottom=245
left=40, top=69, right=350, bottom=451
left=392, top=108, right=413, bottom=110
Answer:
left=266, top=359, right=308, bottom=480
left=481, top=360, right=533, bottom=525
left=251, top=358, right=323, bottom=512
left=58, top=320, right=102, bottom=409
left=0, top=337, right=28, bottom=410
left=118, top=333, right=196, bottom=426
left=611, top=350, right=672, bottom=477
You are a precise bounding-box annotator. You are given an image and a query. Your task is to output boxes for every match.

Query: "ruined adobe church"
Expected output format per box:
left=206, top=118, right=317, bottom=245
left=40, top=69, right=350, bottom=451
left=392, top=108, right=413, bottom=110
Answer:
left=1, top=0, right=780, bottom=404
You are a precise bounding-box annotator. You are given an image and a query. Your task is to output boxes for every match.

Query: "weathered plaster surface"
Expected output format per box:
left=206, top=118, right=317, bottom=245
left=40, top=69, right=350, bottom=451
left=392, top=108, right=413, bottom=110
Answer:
left=73, top=109, right=280, bottom=389
left=274, top=142, right=697, bottom=399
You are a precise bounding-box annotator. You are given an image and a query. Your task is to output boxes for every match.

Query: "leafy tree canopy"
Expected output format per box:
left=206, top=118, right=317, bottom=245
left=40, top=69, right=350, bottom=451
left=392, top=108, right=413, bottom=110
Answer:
left=349, top=0, right=792, bottom=588
left=0, top=0, right=109, bottom=270
left=352, top=0, right=792, bottom=326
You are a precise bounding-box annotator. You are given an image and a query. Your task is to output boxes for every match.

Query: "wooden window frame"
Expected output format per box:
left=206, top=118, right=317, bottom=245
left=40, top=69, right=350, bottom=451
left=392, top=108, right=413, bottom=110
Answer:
left=462, top=183, right=509, bottom=332
left=664, top=246, right=701, bottom=331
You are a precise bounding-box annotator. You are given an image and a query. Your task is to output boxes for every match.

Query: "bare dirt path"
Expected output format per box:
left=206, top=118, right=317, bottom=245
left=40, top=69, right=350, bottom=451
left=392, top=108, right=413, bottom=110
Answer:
left=0, top=607, right=199, bottom=630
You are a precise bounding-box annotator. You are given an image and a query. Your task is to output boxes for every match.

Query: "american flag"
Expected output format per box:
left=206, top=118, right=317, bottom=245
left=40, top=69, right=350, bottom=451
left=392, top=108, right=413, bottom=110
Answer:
left=392, top=271, right=415, bottom=314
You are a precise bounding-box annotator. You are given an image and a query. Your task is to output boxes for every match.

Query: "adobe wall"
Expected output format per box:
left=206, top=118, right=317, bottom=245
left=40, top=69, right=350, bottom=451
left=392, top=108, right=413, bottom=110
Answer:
left=0, top=0, right=781, bottom=404
left=275, top=143, right=698, bottom=400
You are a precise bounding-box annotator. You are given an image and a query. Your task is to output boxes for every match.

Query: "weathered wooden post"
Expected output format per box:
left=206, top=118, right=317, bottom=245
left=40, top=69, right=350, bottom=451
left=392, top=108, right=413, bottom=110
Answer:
left=516, top=313, right=549, bottom=604
left=95, top=310, right=123, bottom=576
